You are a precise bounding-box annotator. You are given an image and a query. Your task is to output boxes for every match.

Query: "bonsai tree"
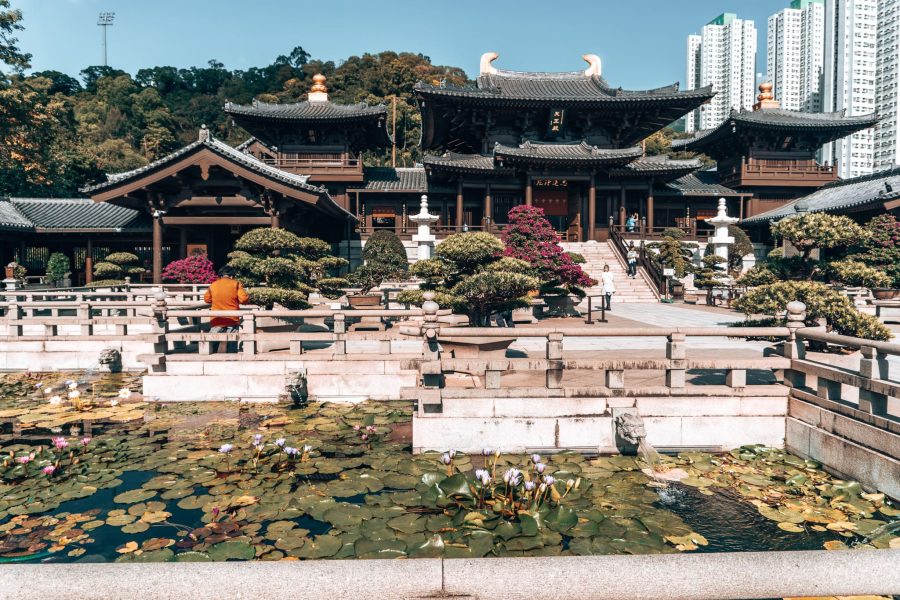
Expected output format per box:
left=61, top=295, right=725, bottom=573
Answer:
left=856, top=214, right=900, bottom=288
left=46, top=252, right=70, bottom=285
left=692, top=255, right=727, bottom=304
left=161, top=254, right=217, bottom=284
left=770, top=212, right=865, bottom=266
left=226, top=228, right=348, bottom=309
left=346, top=264, right=390, bottom=295
left=648, top=228, right=696, bottom=278
left=733, top=280, right=890, bottom=341
left=397, top=231, right=538, bottom=324
left=502, top=206, right=595, bottom=297
left=93, top=252, right=145, bottom=281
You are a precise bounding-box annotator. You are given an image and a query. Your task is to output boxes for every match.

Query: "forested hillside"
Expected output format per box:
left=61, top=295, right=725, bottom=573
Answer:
left=0, top=1, right=469, bottom=197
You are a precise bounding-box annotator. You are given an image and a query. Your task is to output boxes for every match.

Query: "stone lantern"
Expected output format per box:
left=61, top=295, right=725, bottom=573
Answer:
left=707, top=197, right=738, bottom=271
left=409, top=194, right=439, bottom=261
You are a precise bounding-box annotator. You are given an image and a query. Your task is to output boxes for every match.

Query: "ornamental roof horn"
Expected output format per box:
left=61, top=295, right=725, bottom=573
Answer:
left=582, top=54, right=602, bottom=77
left=479, top=52, right=499, bottom=75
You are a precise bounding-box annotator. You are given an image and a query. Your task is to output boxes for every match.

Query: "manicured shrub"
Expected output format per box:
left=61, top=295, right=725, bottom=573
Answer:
left=857, top=214, right=900, bottom=287
left=436, top=232, right=503, bottom=276
left=737, top=264, right=779, bottom=287
left=316, top=277, right=350, bottom=300
left=502, top=206, right=594, bottom=295
left=161, top=254, right=217, bottom=284
left=227, top=228, right=347, bottom=304
left=396, top=289, right=457, bottom=309
left=93, top=262, right=123, bottom=279
left=771, top=213, right=865, bottom=261
left=246, top=288, right=310, bottom=310
left=94, top=251, right=144, bottom=280
left=363, top=230, right=408, bottom=276
left=103, top=252, right=140, bottom=266
left=825, top=260, right=891, bottom=289
left=450, top=271, right=539, bottom=325
left=46, top=252, right=70, bottom=284
left=648, top=233, right=695, bottom=278
left=347, top=264, right=390, bottom=294
left=733, top=280, right=890, bottom=341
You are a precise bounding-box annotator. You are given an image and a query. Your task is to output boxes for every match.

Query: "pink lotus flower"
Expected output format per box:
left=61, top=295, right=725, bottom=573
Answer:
left=52, top=437, right=69, bottom=450
left=81, top=437, right=91, bottom=446
left=16, top=454, right=33, bottom=464
left=42, top=465, right=56, bottom=475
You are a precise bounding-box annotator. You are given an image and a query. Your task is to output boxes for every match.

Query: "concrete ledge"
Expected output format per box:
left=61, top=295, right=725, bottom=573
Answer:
left=0, top=551, right=897, bottom=600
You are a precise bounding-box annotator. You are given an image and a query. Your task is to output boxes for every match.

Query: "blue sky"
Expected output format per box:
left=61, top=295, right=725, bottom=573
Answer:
left=18, top=0, right=788, bottom=89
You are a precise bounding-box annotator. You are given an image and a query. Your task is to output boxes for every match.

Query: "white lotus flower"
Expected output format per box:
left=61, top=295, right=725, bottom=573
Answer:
left=67, top=382, right=78, bottom=390
left=109, top=399, right=119, bottom=407
left=117, top=388, right=131, bottom=399
left=67, top=390, right=81, bottom=399
left=43, top=387, right=53, bottom=394
left=48, top=395, right=62, bottom=405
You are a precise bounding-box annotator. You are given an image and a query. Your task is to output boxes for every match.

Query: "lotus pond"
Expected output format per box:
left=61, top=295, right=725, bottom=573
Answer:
left=0, top=372, right=898, bottom=563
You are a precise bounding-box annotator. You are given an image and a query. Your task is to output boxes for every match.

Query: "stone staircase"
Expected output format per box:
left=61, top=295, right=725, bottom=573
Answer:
left=561, top=241, right=659, bottom=305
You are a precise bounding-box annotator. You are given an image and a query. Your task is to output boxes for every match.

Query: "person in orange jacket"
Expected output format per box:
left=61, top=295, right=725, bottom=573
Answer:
left=203, top=266, right=250, bottom=352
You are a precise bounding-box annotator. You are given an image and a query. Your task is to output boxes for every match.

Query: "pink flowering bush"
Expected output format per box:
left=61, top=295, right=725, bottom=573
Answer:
left=502, top=206, right=595, bottom=296
left=162, top=254, right=217, bottom=284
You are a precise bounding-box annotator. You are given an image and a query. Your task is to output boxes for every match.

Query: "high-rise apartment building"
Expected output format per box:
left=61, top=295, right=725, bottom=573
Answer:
left=767, top=0, right=826, bottom=112
left=685, top=13, right=758, bottom=132
left=875, top=0, right=900, bottom=170
left=823, top=0, right=878, bottom=178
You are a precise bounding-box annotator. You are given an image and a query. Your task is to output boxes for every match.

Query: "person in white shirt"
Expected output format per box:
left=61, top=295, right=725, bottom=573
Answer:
left=626, top=243, right=638, bottom=279
left=600, top=264, right=615, bottom=311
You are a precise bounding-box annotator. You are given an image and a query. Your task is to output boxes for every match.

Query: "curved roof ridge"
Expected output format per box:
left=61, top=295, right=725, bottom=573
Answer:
left=820, top=164, right=900, bottom=190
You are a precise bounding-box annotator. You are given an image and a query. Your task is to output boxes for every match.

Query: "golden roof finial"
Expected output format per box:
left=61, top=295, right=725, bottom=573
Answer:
left=753, top=82, right=779, bottom=111
left=309, top=74, right=329, bottom=102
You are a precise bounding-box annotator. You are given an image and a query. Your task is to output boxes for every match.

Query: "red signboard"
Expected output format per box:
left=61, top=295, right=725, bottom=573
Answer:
left=534, top=190, right=568, bottom=216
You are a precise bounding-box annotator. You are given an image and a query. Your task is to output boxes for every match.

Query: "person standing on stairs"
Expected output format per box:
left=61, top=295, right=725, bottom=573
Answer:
left=626, top=243, right=638, bottom=279
left=625, top=213, right=636, bottom=233
left=600, top=264, right=615, bottom=311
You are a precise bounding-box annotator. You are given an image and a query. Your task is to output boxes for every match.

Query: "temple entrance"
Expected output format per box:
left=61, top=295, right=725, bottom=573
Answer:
left=533, top=179, right=569, bottom=232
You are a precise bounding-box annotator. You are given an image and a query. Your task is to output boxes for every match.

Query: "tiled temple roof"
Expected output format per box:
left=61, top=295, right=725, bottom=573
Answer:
left=609, top=156, right=703, bottom=178
left=742, top=166, right=900, bottom=225
left=658, top=171, right=745, bottom=197
left=0, top=198, right=35, bottom=232
left=415, top=72, right=714, bottom=107
left=8, top=198, right=150, bottom=232
left=494, top=142, right=642, bottom=166
left=224, top=99, right=387, bottom=122
left=672, top=108, right=879, bottom=153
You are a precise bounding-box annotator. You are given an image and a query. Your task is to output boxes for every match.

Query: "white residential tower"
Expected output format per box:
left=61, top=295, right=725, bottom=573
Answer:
left=766, top=0, right=826, bottom=112
left=875, top=0, right=900, bottom=171
left=685, top=13, right=758, bottom=133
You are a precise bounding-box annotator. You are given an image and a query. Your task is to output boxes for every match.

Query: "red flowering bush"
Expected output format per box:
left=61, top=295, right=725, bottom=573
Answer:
left=502, top=206, right=595, bottom=296
left=161, top=254, right=217, bottom=284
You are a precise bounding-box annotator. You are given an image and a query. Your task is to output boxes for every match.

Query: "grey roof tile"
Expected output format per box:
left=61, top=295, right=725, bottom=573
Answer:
left=0, top=198, right=34, bottom=231
left=742, top=166, right=900, bottom=225
left=494, top=141, right=642, bottom=165
left=658, top=172, right=744, bottom=197
left=9, top=198, right=150, bottom=232
left=224, top=99, right=387, bottom=121
left=359, top=167, right=427, bottom=191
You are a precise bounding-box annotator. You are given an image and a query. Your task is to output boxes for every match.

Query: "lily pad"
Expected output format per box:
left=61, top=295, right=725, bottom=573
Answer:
left=208, top=540, right=256, bottom=561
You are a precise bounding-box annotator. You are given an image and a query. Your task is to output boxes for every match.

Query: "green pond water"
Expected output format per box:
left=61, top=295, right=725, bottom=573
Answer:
left=0, top=372, right=898, bottom=563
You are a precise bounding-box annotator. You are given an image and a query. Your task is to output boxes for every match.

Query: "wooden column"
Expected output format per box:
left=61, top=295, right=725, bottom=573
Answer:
left=271, top=212, right=280, bottom=229
left=179, top=228, right=187, bottom=259
left=525, top=176, right=533, bottom=206
left=455, top=180, right=464, bottom=228
left=646, top=180, right=655, bottom=232
left=588, top=173, right=597, bottom=241
left=152, top=214, right=163, bottom=284
left=619, top=187, right=626, bottom=227
left=484, top=184, right=493, bottom=232
left=85, top=237, right=93, bottom=285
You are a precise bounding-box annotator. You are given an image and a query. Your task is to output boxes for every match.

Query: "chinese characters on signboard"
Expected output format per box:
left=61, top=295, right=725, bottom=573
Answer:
left=547, top=108, right=565, bottom=137
left=534, top=178, right=569, bottom=188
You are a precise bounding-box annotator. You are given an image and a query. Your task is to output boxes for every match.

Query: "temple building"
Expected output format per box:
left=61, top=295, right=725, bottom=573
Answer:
left=0, top=55, right=884, bottom=284
left=673, top=83, right=879, bottom=219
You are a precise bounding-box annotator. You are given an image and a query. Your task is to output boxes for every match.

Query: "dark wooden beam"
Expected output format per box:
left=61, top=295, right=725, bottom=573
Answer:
left=161, top=216, right=272, bottom=225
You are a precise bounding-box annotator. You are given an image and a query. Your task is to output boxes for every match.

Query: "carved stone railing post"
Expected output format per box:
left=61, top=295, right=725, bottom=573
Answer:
left=666, top=333, right=686, bottom=388
left=6, top=301, right=22, bottom=337
left=241, top=313, right=257, bottom=356
left=546, top=332, right=564, bottom=389
left=78, top=302, right=93, bottom=337
left=858, top=345, right=889, bottom=415
left=783, top=301, right=807, bottom=388
left=420, top=292, right=443, bottom=389
left=152, top=291, right=168, bottom=354
left=333, top=313, right=347, bottom=355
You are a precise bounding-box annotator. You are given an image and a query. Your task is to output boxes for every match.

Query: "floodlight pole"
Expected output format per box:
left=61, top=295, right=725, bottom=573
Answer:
left=97, top=12, right=116, bottom=67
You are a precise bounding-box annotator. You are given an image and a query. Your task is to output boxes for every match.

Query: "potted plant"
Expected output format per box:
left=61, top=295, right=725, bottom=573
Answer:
left=346, top=264, right=386, bottom=308
left=46, top=252, right=71, bottom=287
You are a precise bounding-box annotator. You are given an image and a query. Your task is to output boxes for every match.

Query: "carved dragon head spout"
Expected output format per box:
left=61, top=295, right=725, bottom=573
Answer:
left=582, top=54, right=602, bottom=77
left=480, top=52, right=499, bottom=75
left=615, top=412, right=646, bottom=445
